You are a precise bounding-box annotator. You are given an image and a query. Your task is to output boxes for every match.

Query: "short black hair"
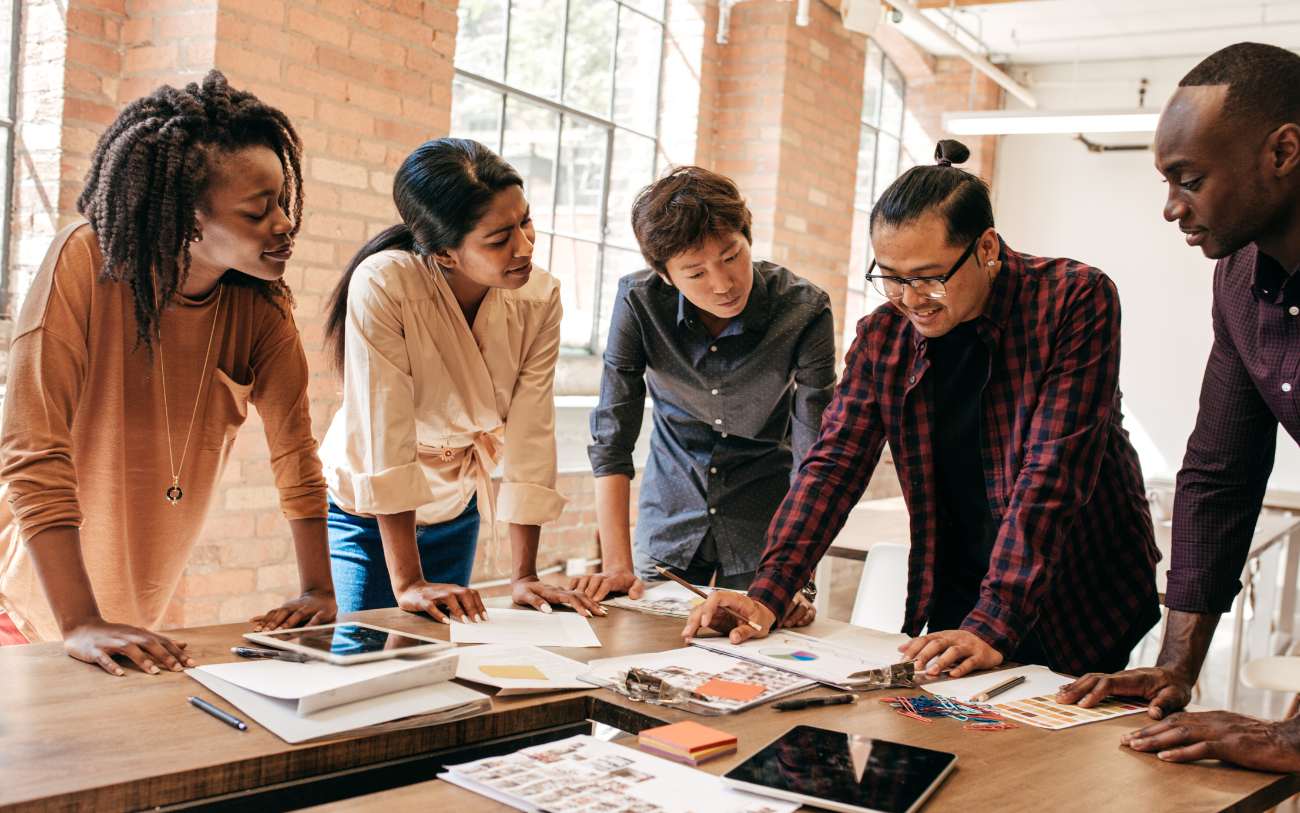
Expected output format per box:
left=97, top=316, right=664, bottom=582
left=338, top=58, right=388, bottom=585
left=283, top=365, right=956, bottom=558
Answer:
left=1180, top=43, right=1300, bottom=130
left=870, top=139, right=994, bottom=248
left=631, top=166, right=753, bottom=274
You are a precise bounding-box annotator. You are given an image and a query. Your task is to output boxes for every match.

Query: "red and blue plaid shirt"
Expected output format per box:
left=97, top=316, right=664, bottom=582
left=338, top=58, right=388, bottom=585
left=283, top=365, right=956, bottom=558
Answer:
left=749, top=240, right=1161, bottom=675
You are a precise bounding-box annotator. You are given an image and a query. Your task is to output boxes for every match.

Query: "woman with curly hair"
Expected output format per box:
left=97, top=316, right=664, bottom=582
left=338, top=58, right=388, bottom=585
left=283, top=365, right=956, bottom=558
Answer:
left=0, top=71, right=336, bottom=672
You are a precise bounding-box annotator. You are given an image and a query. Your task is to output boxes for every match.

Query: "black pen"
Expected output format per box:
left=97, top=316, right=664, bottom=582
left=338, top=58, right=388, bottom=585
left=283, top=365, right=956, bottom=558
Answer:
left=231, top=646, right=311, bottom=663
left=188, top=696, right=248, bottom=731
left=773, top=694, right=857, bottom=711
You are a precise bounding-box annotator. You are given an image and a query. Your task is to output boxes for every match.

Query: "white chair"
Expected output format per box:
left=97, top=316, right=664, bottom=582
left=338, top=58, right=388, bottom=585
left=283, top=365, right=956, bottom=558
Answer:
left=849, top=542, right=910, bottom=632
left=1243, top=655, right=1300, bottom=719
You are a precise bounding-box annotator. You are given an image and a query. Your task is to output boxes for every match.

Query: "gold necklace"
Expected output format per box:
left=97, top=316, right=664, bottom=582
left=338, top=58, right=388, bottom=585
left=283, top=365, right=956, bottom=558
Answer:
left=158, top=284, right=224, bottom=505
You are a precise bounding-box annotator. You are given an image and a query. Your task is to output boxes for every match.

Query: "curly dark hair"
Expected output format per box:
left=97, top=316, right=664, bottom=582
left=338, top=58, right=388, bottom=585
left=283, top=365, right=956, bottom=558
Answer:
left=76, top=69, right=303, bottom=350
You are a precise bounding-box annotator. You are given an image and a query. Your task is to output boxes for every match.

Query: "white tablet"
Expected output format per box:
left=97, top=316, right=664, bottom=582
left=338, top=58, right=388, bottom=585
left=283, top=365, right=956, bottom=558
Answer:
left=722, top=725, right=957, bottom=813
left=243, top=622, right=454, bottom=665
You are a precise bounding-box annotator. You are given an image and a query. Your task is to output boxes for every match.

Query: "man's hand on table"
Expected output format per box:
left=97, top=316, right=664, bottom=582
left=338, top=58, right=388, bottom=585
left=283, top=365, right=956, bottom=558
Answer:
left=900, top=629, right=1003, bottom=678
left=1122, top=711, right=1300, bottom=771
left=681, top=592, right=777, bottom=643
left=568, top=569, right=645, bottom=602
left=1056, top=666, right=1194, bottom=720
left=781, top=592, right=817, bottom=628
left=64, top=618, right=196, bottom=676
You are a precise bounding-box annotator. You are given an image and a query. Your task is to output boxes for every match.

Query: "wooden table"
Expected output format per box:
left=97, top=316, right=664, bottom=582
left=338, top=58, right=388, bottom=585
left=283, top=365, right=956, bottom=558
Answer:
left=3, top=609, right=1298, bottom=812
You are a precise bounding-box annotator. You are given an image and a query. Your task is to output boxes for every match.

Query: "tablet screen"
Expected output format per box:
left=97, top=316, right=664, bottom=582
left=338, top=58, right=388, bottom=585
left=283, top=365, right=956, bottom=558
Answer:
left=724, top=725, right=955, bottom=813
left=261, top=624, right=433, bottom=657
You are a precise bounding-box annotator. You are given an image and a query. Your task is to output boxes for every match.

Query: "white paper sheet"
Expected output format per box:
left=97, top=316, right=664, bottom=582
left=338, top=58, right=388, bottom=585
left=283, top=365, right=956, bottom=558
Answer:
left=691, top=630, right=900, bottom=689
left=454, top=644, right=591, bottom=695
left=922, top=664, right=1074, bottom=705
left=450, top=608, right=601, bottom=648
left=581, top=646, right=815, bottom=713
left=187, top=669, right=489, bottom=744
left=442, top=734, right=798, bottom=813
left=193, top=653, right=458, bottom=714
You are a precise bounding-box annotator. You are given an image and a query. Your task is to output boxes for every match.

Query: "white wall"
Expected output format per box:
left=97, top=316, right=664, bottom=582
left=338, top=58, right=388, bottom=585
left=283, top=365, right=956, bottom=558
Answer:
left=993, top=56, right=1300, bottom=489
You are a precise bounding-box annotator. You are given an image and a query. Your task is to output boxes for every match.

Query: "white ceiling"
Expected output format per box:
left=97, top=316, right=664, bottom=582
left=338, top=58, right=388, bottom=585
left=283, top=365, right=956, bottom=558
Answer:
left=893, top=0, right=1300, bottom=65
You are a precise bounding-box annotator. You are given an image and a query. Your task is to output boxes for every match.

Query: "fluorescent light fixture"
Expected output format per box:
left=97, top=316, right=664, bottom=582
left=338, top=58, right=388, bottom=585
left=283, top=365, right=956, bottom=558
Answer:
left=943, top=109, right=1160, bottom=136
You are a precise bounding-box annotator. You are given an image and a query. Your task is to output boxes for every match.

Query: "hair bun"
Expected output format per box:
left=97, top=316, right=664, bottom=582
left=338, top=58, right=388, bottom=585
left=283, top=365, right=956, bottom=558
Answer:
left=934, top=139, right=971, bottom=167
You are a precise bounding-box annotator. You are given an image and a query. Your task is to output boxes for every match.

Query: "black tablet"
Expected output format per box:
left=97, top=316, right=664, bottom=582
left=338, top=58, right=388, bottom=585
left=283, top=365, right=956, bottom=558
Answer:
left=722, top=725, right=957, bottom=813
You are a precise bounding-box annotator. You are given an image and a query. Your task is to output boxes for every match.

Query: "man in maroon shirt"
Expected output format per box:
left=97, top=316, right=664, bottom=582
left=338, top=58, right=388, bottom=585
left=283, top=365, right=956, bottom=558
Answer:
left=1058, top=43, right=1300, bottom=772
left=683, top=140, right=1160, bottom=679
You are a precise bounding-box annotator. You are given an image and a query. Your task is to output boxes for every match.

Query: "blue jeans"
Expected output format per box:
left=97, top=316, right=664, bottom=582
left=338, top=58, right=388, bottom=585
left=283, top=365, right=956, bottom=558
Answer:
left=328, top=497, right=480, bottom=613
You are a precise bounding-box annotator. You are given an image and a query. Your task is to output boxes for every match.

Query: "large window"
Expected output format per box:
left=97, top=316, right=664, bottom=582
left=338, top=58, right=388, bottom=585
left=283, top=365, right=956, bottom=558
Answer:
left=845, top=41, right=907, bottom=348
left=452, top=0, right=665, bottom=353
left=0, top=0, right=18, bottom=315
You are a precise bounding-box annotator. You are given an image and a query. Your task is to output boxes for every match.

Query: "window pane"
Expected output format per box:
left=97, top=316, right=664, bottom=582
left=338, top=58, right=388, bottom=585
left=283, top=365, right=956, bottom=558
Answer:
left=881, top=58, right=905, bottom=137
left=854, top=126, right=877, bottom=212
left=843, top=288, right=866, bottom=350
left=550, top=236, right=600, bottom=348
left=872, top=134, right=900, bottom=203
left=502, top=97, right=559, bottom=231
left=612, top=7, right=662, bottom=133
left=532, top=230, right=553, bottom=273
left=621, top=0, right=665, bottom=18
left=455, top=0, right=507, bottom=81
left=506, top=0, right=566, bottom=100
left=848, top=207, right=870, bottom=293
left=554, top=116, right=608, bottom=241
left=604, top=130, right=655, bottom=247
left=451, top=78, right=504, bottom=152
left=598, top=246, right=646, bottom=348
left=862, top=42, right=883, bottom=127
left=563, top=0, right=616, bottom=117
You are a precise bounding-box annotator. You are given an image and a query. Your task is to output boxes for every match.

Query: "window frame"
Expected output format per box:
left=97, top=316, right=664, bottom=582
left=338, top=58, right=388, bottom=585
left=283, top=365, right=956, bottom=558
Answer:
left=453, top=0, right=666, bottom=354
left=0, top=0, right=20, bottom=316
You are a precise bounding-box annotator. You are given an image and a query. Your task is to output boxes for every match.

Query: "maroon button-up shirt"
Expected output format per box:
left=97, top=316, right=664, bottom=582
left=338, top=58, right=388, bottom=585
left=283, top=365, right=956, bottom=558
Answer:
left=749, top=240, right=1161, bottom=675
left=1166, top=243, right=1300, bottom=614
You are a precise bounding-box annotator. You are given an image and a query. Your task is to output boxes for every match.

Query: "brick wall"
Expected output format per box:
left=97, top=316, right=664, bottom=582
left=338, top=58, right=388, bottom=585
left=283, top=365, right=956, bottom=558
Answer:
left=6, top=0, right=942, bottom=629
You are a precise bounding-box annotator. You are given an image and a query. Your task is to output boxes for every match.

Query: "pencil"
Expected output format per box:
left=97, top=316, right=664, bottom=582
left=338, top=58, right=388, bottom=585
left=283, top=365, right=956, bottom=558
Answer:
left=971, top=674, right=1026, bottom=703
left=654, top=565, right=764, bottom=632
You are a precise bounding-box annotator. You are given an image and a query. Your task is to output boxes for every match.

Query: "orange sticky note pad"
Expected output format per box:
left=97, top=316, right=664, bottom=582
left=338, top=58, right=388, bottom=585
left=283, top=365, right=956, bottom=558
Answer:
left=639, top=720, right=737, bottom=754
left=695, top=678, right=766, bottom=702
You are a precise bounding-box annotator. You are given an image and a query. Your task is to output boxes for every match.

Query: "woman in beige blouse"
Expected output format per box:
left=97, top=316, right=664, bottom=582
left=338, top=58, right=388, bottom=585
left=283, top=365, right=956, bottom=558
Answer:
left=320, top=138, right=601, bottom=622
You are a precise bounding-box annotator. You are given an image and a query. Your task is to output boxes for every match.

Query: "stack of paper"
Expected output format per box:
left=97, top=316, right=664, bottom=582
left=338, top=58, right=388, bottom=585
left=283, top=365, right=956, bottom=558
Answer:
left=605, top=581, right=743, bottom=619
left=691, top=630, right=904, bottom=690
left=450, top=607, right=601, bottom=648
left=454, top=644, right=591, bottom=695
left=638, top=720, right=737, bottom=765
left=923, top=665, right=1147, bottom=730
left=188, top=653, right=489, bottom=743
left=581, top=646, right=814, bottom=714
left=440, top=734, right=798, bottom=813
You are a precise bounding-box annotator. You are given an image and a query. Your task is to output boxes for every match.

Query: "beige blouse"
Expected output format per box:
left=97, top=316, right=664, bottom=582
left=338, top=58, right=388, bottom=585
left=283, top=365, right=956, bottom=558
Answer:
left=319, top=249, right=567, bottom=529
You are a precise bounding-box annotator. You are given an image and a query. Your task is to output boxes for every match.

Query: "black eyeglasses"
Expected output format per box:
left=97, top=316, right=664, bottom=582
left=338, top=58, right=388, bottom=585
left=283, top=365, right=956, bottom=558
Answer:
left=864, top=237, right=981, bottom=301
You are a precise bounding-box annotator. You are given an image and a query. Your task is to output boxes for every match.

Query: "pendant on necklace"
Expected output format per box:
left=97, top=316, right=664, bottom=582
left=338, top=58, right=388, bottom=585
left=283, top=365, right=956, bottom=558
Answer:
left=166, top=482, right=183, bottom=505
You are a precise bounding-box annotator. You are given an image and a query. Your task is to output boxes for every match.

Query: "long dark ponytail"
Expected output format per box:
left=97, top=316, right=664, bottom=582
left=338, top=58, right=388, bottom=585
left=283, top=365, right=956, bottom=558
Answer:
left=324, top=138, right=524, bottom=373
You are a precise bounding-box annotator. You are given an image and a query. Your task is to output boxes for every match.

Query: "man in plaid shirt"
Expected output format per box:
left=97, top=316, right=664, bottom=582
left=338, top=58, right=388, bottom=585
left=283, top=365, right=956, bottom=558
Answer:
left=685, top=140, right=1160, bottom=680
left=1060, top=44, right=1300, bottom=773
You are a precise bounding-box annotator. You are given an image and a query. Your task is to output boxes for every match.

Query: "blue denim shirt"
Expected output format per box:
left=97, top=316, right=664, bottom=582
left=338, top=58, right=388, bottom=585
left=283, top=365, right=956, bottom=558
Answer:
left=588, top=261, right=836, bottom=577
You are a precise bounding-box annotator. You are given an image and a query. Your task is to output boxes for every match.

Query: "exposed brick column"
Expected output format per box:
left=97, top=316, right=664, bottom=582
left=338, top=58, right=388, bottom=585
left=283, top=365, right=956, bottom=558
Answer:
left=711, top=0, right=866, bottom=344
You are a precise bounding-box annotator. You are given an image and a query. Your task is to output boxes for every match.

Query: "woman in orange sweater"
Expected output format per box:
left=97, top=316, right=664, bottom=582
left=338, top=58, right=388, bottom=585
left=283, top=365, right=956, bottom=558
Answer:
left=0, top=72, right=335, bottom=674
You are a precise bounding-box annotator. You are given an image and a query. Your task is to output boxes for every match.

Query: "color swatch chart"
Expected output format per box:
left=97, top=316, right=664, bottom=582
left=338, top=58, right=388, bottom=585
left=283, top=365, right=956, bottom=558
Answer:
left=991, top=694, right=1146, bottom=730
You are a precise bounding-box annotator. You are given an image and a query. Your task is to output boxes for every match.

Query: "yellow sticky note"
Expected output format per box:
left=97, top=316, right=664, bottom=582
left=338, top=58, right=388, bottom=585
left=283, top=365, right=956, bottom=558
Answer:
left=480, top=664, right=548, bottom=680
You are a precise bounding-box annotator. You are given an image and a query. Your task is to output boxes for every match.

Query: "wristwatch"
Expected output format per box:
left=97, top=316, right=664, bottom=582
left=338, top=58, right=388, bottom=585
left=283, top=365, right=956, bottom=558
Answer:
left=800, top=580, right=817, bottom=602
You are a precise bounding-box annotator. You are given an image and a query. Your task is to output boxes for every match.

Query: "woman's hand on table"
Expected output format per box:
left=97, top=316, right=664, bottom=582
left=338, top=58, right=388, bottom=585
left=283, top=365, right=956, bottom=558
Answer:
left=64, top=618, right=196, bottom=676
left=250, top=588, right=336, bottom=632
left=512, top=577, right=607, bottom=618
left=397, top=581, right=487, bottom=624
